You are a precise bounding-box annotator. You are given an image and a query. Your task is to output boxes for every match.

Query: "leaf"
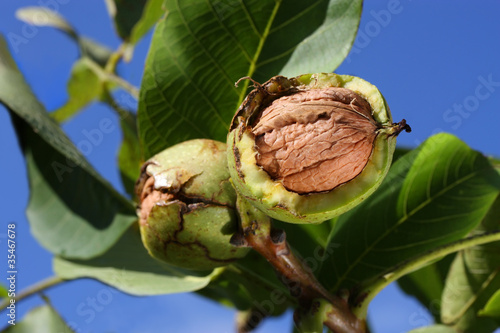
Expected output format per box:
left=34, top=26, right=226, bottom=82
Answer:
left=397, top=254, right=455, bottom=321
left=0, top=34, right=136, bottom=259
left=105, top=0, right=158, bottom=42
left=129, top=0, right=165, bottom=44
left=16, top=7, right=75, bottom=36
left=407, top=325, right=457, bottom=333
left=230, top=252, right=294, bottom=314
left=197, top=270, right=255, bottom=311
left=284, top=218, right=336, bottom=249
left=394, top=146, right=412, bottom=162
left=53, top=225, right=217, bottom=296
left=1, top=305, right=74, bottom=333
left=51, top=58, right=104, bottom=123
left=117, top=111, right=143, bottom=197
left=275, top=1, right=362, bottom=77
left=138, top=0, right=362, bottom=158
left=318, top=133, right=500, bottom=292
left=479, top=289, right=500, bottom=319
left=440, top=195, right=500, bottom=332
left=199, top=253, right=293, bottom=316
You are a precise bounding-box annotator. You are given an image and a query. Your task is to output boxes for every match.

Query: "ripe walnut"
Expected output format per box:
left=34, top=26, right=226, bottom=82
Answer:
left=253, top=87, right=378, bottom=194
left=227, top=73, right=410, bottom=224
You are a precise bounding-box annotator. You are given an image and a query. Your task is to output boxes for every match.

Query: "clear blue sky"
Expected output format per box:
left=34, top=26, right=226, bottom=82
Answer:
left=1, top=1, right=499, bottom=332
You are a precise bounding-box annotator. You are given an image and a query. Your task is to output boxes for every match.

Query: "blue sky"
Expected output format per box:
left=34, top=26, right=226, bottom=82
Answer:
left=1, top=1, right=499, bottom=332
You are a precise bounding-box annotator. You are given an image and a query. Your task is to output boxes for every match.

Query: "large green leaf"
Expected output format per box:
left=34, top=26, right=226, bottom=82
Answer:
left=0, top=35, right=136, bottom=259
left=138, top=0, right=362, bottom=158
left=440, top=195, right=500, bottom=332
left=1, top=305, right=73, bottom=333
left=318, top=133, right=500, bottom=292
left=53, top=225, right=216, bottom=295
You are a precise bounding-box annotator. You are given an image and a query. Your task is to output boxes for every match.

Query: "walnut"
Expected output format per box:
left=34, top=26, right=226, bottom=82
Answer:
left=252, top=88, right=377, bottom=193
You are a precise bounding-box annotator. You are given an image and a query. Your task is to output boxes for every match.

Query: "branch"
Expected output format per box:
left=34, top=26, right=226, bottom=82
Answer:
left=0, top=276, right=65, bottom=310
left=231, top=196, right=365, bottom=333
left=101, top=88, right=134, bottom=121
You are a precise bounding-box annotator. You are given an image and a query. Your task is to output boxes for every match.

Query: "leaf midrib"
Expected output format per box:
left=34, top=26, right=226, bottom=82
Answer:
left=259, top=0, right=353, bottom=68
left=446, top=265, right=500, bottom=325
left=174, top=0, right=234, bottom=128
left=235, top=0, right=282, bottom=108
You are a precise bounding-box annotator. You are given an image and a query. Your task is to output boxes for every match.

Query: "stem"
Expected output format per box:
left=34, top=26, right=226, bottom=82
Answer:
left=294, top=299, right=332, bottom=333
left=1, top=276, right=65, bottom=310
left=233, top=196, right=365, bottom=333
left=104, top=43, right=125, bottom=74
left=352, top=230, right=500, bottom=319
left=83, top=57, right=139, bottom=99
left=101, top=87, right=134, bottom=120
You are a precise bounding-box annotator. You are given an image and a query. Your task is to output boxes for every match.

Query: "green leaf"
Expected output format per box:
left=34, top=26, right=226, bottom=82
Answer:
left=479, top=289, right=500, bottom=319
left=129, top=0, right=164, bottom=44
left=318, top=133, right=500, bottom=292
left=105, top=0, right=160, bottom=42
left=51, top=58, right=104, bottom=123
left=199, top=254, right=293, bottom=316
left=0, top=34, right=136, bottom=259
left=394, top=146, right=412, bottom=162
left=440, top=195, right=500, bottom=332
left=408, top=325, right=457, bottom=333
left=54, top=225, right=216, bottom=295
left=231, top=252, right=294, bottom=314
left=117, top=111, right=143, bottom=197
left=1, top=305, right=74, bottom=333
left=397, top=254, right=455, bottom=320
left=197, top=269, right=255, bottom=311
left=138, top=0, right=362, bottom=158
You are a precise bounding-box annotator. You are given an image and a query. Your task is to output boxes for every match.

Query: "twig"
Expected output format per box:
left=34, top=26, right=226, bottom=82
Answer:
left=1, top=276, right=65, bottom=310
left=83, top=57, right=140, bottom=99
